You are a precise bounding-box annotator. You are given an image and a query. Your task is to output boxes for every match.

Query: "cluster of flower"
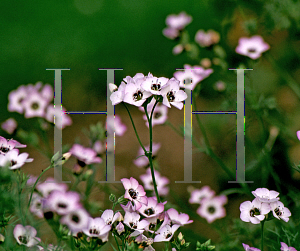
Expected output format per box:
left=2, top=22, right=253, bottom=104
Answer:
left=189, top=186, right=227, bottom=223
left=0, top=136, right=33, bottom=169
left=24, top=177, right=192, bottom=251
left=240, top=188, right=291, bottom=224
left=110, top=73, right=187, bottom=110
left=7, top=81, right=72, bottom=129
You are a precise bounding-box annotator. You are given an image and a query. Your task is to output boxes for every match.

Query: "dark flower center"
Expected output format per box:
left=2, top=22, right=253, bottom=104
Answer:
left=31, top=102, right=39, bottom=110
left=0, top=147, right=9, bottom=153
left=274, top=207, right=282, bottom=216
left=149, top=223, right=156, bottom=231
left=133, top=90, right=143, bottom=101
left=250, top=207, right=260, bottom=217
left=248, top=48, right=256, bottom=53
left=44, top=211, right=54, bottom=219
left=11, top=160, right=17, bottom=166
left=151, top=83, right=161, bottom=91
left=58, top=203, right=68, bottom=209
left=165, top=233, right=172, bottom=239
left=144, top=208, right=155, bottom=216
left=128, top=188, right=137, bottom=199
left=18, top=97, right=24, bottom=104
left=89, top=228, right=100, bottom=235
left=208, top=206, right=216, bottom=214
left=154, top=111, right=162, bottom=119
left=71, top=214, right=80, bottom=223
left=129, top=222, right=137, bottom=229
left=77, top=159, right=86, bottom=167
left=18, top=235, right=28, bottom=244
left=167, top=91, right=175, bottom=102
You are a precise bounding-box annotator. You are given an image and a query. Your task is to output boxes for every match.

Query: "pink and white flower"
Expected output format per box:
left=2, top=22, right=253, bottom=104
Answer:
left=1, top=118, right=17, bottom=134
left=134, top=143, right=161, bottom=168
left=270, top=201, right=291, bottom=222
left=235, top=35, right=270, bottom=60
left=83, top=217, right=111, bottom=241
left=123, top=211, right=149, bottom=236
left=0, top=149, right=33, bottom=169
left=121, top=177, right=148, bottom=210
left=240, top=198, right=271, bottom=224
left=138, top=197, right=166, bottom=218
left=101, top=209, right=123, bottom=225
left=153, top=224, right=180, bottom=242
left=189, top=186, right=215, bottom=205
left=36, top=178, right=68, bottom=198
left=195, top=29, right=220, bottom=47
left=13, top=224, right=41, bottom=247
left=23, top=91, right=48, bottom=118
left=69, top=144, right=102, bottom=166
left=165, top=12, right=192, bottom=30
left=106, top=115, right=127, bottom=136
left=252, top=188, right=280, bottom=203
left=242, top=243, right=261, bottom=251
left=141, top=76, right=169, bottom=95
left=0, top=136, right=26, bottom=155
left=166, top=208, right=193, bottom=226
left=280, top=242, right=297, bottom=251
left=60, top=208, right=90, bottom=233
left=140, top=168, right=169, bottom=196
left=45, top=105, right=72, bottom=129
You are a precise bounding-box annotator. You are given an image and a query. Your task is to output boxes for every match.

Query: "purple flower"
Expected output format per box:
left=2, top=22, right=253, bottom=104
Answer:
left=134, top=142, right=161, bottom=168
left=235, top=35, right=270, bottom=60
left=240, top=198, right=271, bottom=224
left=36, top=178, right=68, bottom=198
left=121, top=177, right=148, bottom=210
left=141, top=76, right=169, bottom=95
left=242, top=243, right=261, bottom=251
left=138, top=197, right=166, bottom=218
left=189, top=186, right=215, bottom=204
left=1, top=118, right=17, bottom=134
left=140, top=98, right=168, bottom=127
left=110, top=81, right=126, bottom=105
left=270, top=201, right=291, bottom=222
left=101, top=209, right=123, bottom=225
left=123, top=211, right=149, bottom=236
left=23, top=91, right=48, bottom=118
left=166, top=208, right=193, bottom=226
left=121, top=201, right=136, bottom=213
left=69, top=144, right=102, bottom=166
left=172, top=44, right=184, bottom=55
left=195, top=29, right=220, bottom=47
left=153, top=224, right=180, bottom=242
left=8, top=85, right=28, bottom=114
left=196, top=195, right=227, bottom=223
left=29, top=193, right=44, bottom=218
left=13, top=224, right=41, bottom=247
left=0, top=136, right=26, bottom=155
left=252, top=188, right=280, bottom=203
left=297, top=130, right=300, bottom=141
left=162, top=27, right=180, bottom=40
left=116, top=222, right=125, bottom=235
left=106, top=115, right=127, bottom=136
left=165, top=12, right=192, bottom=30
left=60, top=208, right=90, bottom=233
left=46, top=190, right=82, bottom=215
left=173, top=64, right=213, bottom=91
left=161, top=78, right=187, bottom=110
left=83, top=217, right=111, bottom=241
left=140, top=168, right=169, bottom=196
left=280, top=242, right=297, bottom=251
left=0, top=149, right=33, bottom=169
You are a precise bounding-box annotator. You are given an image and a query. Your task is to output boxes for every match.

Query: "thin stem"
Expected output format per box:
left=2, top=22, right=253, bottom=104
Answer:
left=144, top=101, right=161, bottom=203
left=113, top=234, right=122, bottom=251
left=17, top=171, right=25, bottom=225
left=27, top=164, right=53, bottom=209
left=123, top=103, right=147, bottom=153
left=261, top=220, right=265, bottom=251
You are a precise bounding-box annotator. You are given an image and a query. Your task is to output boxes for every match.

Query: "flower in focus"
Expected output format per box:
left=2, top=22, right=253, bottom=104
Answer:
left=138, top=197, right=166, bottom=218
left=252, top=188, right=280, bottom=203
left=189, top=186, right=215, bottom=204
left=196, top=195, right=227, bottom=223
left=60, top=208, right=90, bottom=233
left=270, top=201, right=291, bottom=222
left=242, top=243, right=261, bottom=251
left=1, top=118, right=17, bottom=134
left=166, top=208, right=193, bottom=226
left=240, top=198, right=271, bottom=224
left=83, top=217, right=111, bottom=241
left=69, top=144, right=102, bottom=166
left=140, top=168, right=169, bottom=196
left=101, top=209, right=123, bottom=225
left=121, top=177, right=148, bottom=210
left=0, top=149, right=33, bottom=169
left=195, top=29, right=220, bottom=47
left=235, top=35, right=270, bottom=60
left=153, top=224, right=180, bottom=242
left=116, top=222, right=125, bottom=235
left=110, top=81, right=126, bottom=105
left=0, top=136, right=26, bottom=155
left=161, top=78, right=187, bottom=109
left=141, top=76, right=169, bottom=95
left=280, top=242, right=297, bottom=251
left=123, top=211, right=149, bottom=236
left=173, top=64, right=213, bottom=91
left=121, top=201, right=136, bottom=213
left=13, top=224, right=41, bottom=247
left=134, top=142, right=161, bottom=168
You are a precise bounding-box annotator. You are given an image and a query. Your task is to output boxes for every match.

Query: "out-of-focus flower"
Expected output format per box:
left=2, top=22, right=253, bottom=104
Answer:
left=240, top=198, right=271, bottom=224
left=242, top=243, right=261, bottom=251
left=161, top=78, right=187, bottom=109
left=196, top=195, right=227, bottom=223
left=69, top=144, right=102, bottom=166
left=134, top=143, right=161, bottom=168
left=162, top=27, right=180, bottom=40
left=45, top=105, right=72, bottom=129
left=0, top=149, right=33, bottom=169
left=200, top=58, right=212, bottom=68
left=36, top=178, right=68, bottom=198
left=1, top=118, right=17, bottom=134
left=280, top=242, right=297, bottom=251
left=189, top=186, right=215, bottom=204
left=252, top=188, right=280, bottom=203
left=165, top=12, right=192, bottom=30
left=140, top=98, right=168, bottom=127
left=60, top=208, right=90, bottom=233
left=173, top=64, right=213, bottom=90
left=195, top=29, right=220, bottom=47
left=23, top=91, right=48, bottom=118
left=29, top=193, right=44, bottom=218
left=13, top=224, right=41, bottom=247
left=235, top=35, right=270, bottom=60
left=106, top=115, right=127, bottom=136
left=297, top=130, right=300, bottom=141
left=8, top=85, right=28, bottom=114
left=140, top=168, right=169, bottom=196
left=121, top=177, right=148, bottom=210
left=270, top=201, right=291, bottom=222
left=173, top=44, right=184, bottom=55
left=214, top=81, right=226, bottom=92
left=83, top=217, right=111, bottom=241
left=0, top=136, right=26, bottom=155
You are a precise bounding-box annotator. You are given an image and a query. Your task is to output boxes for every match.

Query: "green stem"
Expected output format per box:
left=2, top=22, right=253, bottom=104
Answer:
left=123, top=103, right=147, bottom=153
left=17, top=171, right=25, bottom=225
left=113, top=234, right=122, bottom=251
left=144, top=102, right=161, bottom=203
left=261, top=220, right=265, bottom=251
left=27, top=164, right=53, bottom=209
